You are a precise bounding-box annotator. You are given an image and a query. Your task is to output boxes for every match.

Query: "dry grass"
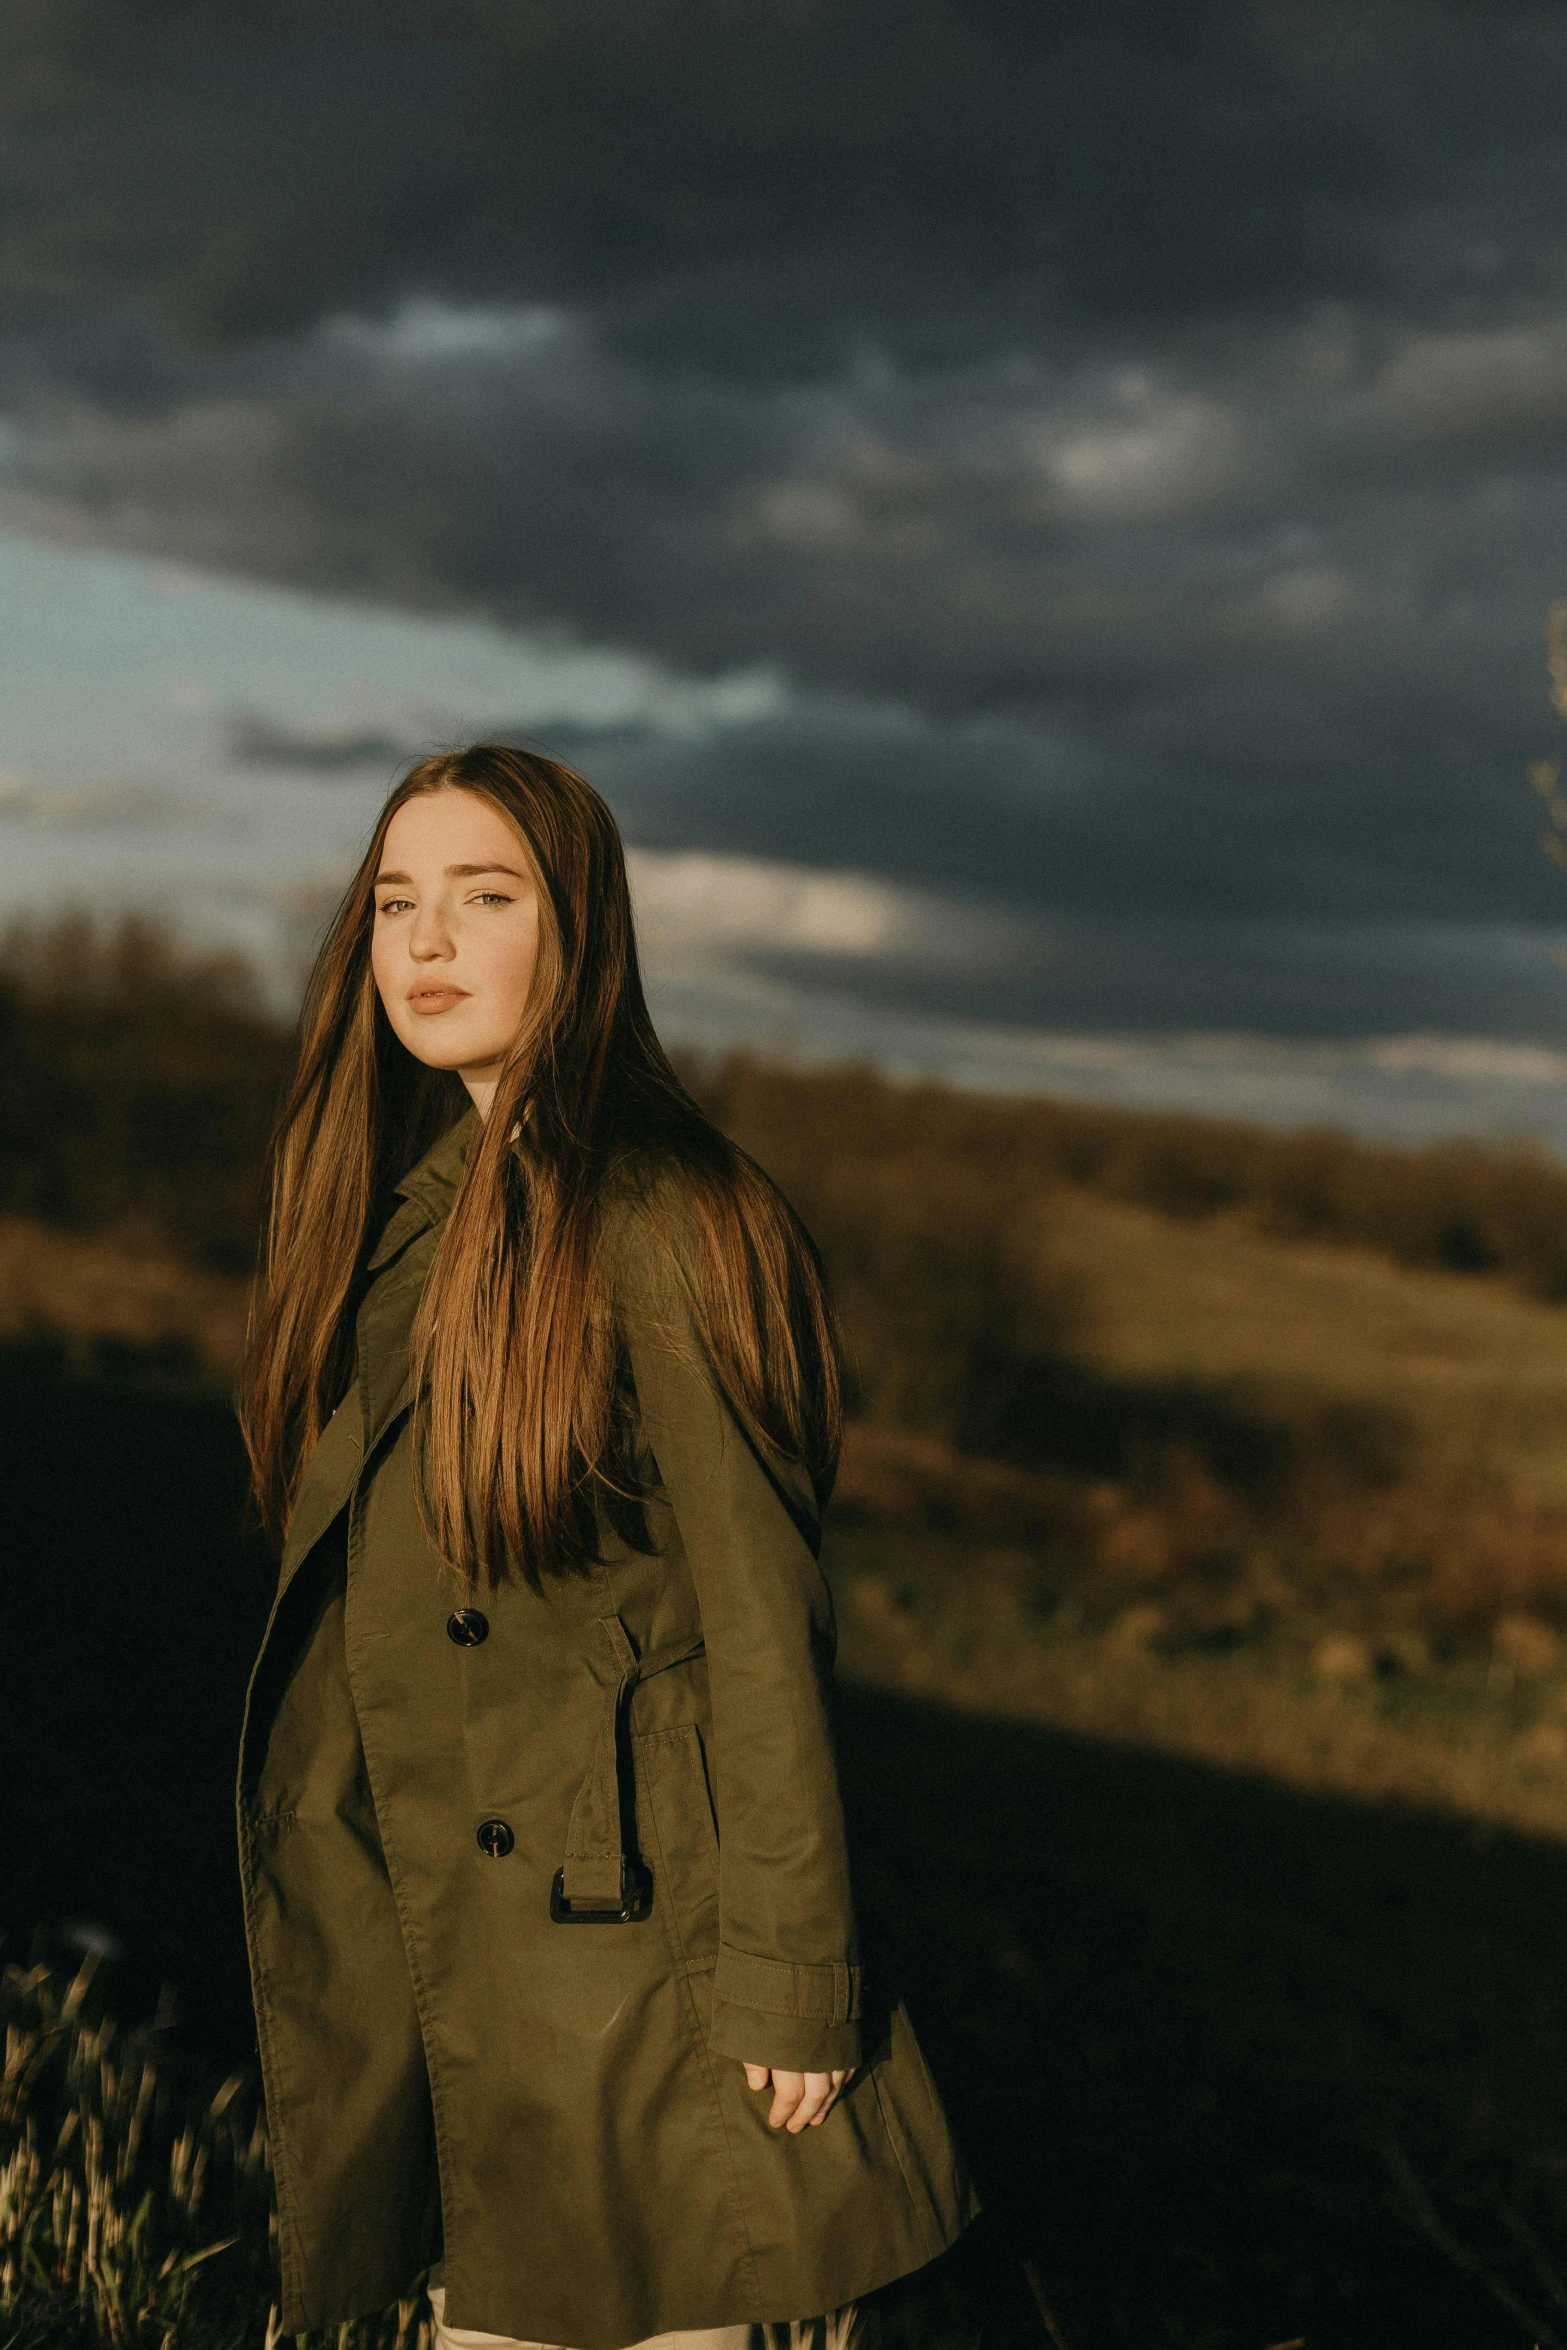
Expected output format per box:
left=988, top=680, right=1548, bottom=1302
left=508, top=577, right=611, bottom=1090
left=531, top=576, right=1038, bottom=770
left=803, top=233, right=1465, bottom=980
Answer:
left=827, top=1520, right=1567, bottom=1846
left=1034, top=1184, right=1567, bottom=1504
left=0, top=1220, right=245, bottom=1389
left=0, top=1957, right=428, bottom=2350
left=821, top=1183, right=1567, bottom=1839
left=1016, top=1187, right=1567, bottom=1646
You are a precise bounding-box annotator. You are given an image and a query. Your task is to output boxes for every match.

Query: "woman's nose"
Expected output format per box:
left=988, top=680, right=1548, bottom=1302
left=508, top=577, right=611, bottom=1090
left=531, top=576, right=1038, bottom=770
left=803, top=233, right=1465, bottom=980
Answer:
left=408, top=905, right=455, bottom=959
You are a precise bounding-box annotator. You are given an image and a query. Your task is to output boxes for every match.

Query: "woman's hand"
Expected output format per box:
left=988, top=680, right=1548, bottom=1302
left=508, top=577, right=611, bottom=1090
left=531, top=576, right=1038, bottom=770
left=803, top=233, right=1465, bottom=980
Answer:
left=742, top=2063, right=855, bottom=2132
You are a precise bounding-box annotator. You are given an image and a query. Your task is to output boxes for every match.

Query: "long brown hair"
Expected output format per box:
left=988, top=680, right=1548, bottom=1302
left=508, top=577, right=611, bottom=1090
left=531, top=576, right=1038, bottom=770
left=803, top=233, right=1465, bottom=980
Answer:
left=239, top=744, right=841, bottom=1586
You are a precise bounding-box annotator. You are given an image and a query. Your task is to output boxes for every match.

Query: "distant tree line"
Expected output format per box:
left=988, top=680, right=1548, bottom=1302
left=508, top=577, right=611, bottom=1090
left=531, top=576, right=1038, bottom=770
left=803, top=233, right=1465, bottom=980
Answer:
left=697, top=1057, right=1567, bottom=1306
left=6, top=913, right=1567, bottom=1320
left=0, top=916, right=294, bottom=1271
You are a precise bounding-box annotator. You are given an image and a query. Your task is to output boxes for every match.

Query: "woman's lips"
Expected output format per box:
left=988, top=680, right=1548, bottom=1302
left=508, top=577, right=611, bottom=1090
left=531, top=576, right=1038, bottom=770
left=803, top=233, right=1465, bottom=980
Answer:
left=406, top=986, right=470, bottom=1015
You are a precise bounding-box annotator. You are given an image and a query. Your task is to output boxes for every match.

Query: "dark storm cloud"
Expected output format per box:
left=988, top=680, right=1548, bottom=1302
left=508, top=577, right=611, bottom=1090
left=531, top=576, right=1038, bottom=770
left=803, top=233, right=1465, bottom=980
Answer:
left=214, top=676, right=1563, bottom=936
left=4, top=0, right=1560, bottom=362
left=561, top=698, right=1563, bottom=939
left=7, top=0, right=1567, bottom=1034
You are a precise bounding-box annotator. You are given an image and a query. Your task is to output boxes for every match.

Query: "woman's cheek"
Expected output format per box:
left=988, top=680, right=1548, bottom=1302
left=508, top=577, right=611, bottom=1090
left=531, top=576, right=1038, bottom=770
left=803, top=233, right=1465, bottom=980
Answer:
left=496, top=933, right=538, bottom=1025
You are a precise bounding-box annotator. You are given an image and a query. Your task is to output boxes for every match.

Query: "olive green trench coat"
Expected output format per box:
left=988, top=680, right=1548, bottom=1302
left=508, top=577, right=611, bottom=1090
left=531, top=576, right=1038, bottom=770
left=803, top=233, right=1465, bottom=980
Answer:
left=237, top=1111, right=976, bottom=2348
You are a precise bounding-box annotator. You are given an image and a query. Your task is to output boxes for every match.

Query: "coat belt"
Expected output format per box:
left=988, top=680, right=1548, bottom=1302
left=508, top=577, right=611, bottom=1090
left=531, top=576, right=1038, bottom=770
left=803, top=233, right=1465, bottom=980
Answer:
left=558, top=1618, right=706, bottom=1909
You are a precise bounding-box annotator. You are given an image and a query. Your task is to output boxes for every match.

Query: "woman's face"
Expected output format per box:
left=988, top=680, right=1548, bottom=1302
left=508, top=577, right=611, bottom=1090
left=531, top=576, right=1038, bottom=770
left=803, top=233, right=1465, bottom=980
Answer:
left=370, top=787, right=542, bottom=1115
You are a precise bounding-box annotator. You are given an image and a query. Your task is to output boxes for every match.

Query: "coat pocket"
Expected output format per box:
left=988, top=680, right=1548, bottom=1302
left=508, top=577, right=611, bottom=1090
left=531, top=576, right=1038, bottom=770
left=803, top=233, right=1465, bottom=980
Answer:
left=633, top=1723, right=720, bottom=1965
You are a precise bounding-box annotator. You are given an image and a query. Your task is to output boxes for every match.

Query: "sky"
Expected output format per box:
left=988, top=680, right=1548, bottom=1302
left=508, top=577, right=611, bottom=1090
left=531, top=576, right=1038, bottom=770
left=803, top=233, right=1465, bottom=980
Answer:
left=8, top=0, right=1567, bottom=1145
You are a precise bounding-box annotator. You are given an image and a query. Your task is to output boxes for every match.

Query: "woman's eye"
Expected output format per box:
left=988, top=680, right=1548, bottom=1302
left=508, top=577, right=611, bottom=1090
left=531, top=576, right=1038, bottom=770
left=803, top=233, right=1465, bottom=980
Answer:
left=472, top=891, right=513, bottom=906
left=377, top=897, right=414, bottom=916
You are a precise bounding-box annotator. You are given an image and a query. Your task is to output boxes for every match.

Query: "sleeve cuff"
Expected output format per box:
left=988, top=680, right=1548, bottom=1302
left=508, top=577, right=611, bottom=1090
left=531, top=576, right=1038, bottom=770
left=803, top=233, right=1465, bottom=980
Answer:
left=706, top=1942, right=864, bottom=2071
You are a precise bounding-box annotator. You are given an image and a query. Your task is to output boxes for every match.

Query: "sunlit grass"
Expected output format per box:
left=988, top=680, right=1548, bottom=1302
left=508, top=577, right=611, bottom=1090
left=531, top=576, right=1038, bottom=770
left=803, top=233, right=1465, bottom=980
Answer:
left=0, top=1959, right=427, bottom=2350
left=1033, top=1183, right=1567, bottom=1504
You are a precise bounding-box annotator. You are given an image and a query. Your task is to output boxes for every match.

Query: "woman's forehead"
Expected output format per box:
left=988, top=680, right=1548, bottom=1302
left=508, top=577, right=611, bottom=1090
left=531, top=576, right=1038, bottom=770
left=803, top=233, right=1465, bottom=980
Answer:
left=381, top=787, right=529, bottom=867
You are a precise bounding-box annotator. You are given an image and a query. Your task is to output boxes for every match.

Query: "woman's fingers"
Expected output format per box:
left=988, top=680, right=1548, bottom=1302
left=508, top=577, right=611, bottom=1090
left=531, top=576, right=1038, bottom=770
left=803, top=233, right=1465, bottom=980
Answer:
left=785, top=2072, right=839, bottom=2132
left=762, top=2068, right=802, bottom=2128
left=809, top=2067, right=854, bottom=2126
left=741, top=2063, right=860, bottom=2130
left=746, top=2066, right=858, bottom=2133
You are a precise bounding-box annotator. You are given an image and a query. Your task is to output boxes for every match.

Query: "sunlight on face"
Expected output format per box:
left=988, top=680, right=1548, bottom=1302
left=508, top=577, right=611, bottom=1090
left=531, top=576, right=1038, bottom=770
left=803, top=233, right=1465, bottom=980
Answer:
left=370, top=788, right=542, bottom=1115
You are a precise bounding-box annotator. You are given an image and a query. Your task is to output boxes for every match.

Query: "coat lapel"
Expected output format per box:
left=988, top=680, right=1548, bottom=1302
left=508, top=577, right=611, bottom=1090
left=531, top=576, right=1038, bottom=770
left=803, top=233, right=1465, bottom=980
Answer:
left=356, top=1232, right=434, bottom=1461
left=268, top=1106, right=478, bottom=1613
left=277, top=1394, right=366, bottom=1585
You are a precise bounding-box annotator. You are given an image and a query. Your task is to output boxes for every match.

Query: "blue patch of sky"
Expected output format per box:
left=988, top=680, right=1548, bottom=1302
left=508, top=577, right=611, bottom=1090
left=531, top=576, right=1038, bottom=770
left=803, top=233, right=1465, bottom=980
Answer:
left=0, top=523, right=787, bottom=936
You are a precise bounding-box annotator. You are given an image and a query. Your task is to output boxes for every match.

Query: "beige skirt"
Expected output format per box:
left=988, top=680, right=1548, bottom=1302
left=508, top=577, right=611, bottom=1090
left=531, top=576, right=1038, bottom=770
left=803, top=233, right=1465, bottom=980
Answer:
left=427, top=2282, right=859, bottom=2350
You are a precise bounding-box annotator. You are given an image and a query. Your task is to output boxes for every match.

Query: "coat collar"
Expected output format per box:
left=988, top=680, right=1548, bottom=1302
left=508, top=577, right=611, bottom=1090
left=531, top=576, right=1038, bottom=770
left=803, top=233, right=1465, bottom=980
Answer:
left=364, top=1104, right=481, bottom=1271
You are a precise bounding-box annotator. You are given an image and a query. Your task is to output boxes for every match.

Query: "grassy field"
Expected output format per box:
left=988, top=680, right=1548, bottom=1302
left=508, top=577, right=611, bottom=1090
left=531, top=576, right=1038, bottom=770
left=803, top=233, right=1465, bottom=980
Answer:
left=1036, top=1182, right=1567, bottom=1504
left=19, top=926, right=1567, bottom=2342
left=15, top=1061, right=1567, bottom=2343
left=12, top=1660, right=1567, bottom=2350
left=13, top=1054, right=1567, bottom=1844
left=0, top=1217, right=244, bottom=1389
left=838, top=1684, right=1567, bottom=2350
left=822, top=1179, right=1567, bottom=1841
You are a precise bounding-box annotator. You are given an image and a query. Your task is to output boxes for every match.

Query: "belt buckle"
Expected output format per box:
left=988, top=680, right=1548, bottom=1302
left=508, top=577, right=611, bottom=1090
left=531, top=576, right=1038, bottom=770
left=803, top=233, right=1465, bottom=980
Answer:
left=549, top=1860, right=653, bottom=1923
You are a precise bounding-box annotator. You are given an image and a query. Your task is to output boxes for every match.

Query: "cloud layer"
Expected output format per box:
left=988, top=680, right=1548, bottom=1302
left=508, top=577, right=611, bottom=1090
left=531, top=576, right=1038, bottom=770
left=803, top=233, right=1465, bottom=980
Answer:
left=6, top=0, right=1567, bottom=1040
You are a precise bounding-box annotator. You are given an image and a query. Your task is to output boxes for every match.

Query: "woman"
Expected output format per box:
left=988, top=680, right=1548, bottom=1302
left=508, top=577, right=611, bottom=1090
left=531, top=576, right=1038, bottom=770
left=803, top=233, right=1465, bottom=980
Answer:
left=236, top=745, right=976, bottom=2350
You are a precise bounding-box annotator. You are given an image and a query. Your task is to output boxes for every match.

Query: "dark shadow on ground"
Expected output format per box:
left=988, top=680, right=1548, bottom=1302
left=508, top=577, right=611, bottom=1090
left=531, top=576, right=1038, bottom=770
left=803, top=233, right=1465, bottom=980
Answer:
left=839, top=1686, right=1567, bottom=2350
left=4, top=1357, right=1564, bottom=2349
left=0, top=1349, right=272, bottom=2056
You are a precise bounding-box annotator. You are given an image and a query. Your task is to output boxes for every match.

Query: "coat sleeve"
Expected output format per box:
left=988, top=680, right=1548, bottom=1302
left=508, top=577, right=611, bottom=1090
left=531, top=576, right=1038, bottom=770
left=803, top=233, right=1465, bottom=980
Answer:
left=612, top=1198, right=862, bottom=2074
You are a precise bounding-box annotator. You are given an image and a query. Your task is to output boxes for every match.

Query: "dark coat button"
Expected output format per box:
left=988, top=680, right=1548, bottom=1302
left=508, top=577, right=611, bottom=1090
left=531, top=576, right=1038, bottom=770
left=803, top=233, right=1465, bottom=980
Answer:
left=447, top=1609, right=489, bottom=1647
left=476, top=1819, right=514, bottom=1859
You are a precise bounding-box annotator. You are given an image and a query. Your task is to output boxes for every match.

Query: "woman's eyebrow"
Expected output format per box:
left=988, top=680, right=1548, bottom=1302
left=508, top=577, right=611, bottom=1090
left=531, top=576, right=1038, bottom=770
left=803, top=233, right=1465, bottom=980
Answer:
left=371, top=864, right=525, bottom=885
